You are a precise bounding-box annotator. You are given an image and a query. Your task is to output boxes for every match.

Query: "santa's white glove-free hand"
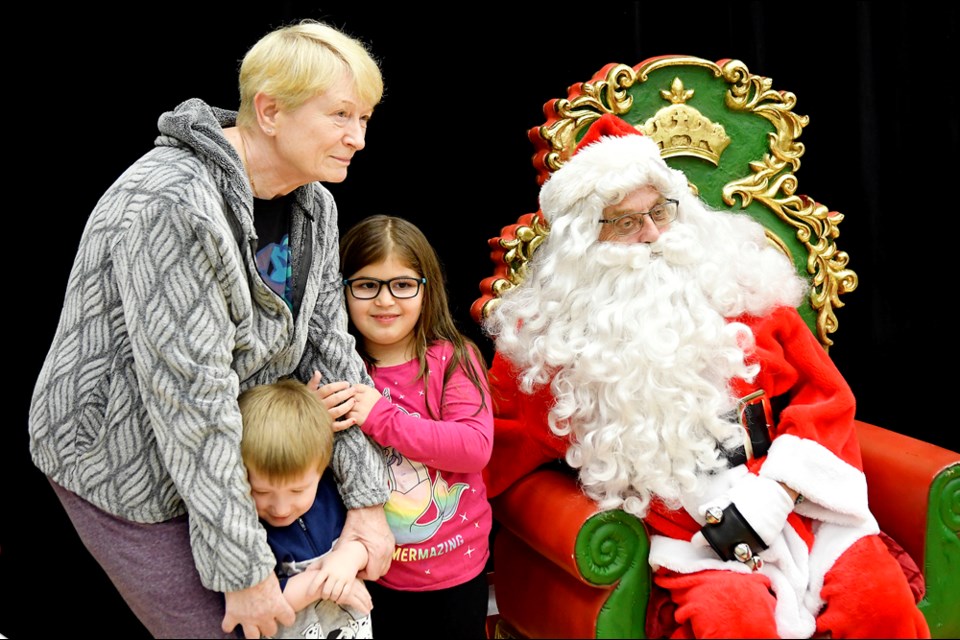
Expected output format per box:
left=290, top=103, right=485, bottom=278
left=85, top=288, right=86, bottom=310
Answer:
left=713, top=472, right=794, bottom=547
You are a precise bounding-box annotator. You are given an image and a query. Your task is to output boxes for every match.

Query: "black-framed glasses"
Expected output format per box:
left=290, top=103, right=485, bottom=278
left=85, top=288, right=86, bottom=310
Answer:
left=598, top=199, right=679, bottom=236
left=343, top=276, right=427, bottom=300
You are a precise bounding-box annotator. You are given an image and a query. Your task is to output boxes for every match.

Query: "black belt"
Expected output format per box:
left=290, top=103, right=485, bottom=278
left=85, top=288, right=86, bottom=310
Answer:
left=721, top=390, right=784, bottom=466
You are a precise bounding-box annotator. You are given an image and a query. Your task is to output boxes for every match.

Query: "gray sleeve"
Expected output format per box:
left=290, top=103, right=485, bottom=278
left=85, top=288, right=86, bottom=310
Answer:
left=297, top=196, right=389, bottom=508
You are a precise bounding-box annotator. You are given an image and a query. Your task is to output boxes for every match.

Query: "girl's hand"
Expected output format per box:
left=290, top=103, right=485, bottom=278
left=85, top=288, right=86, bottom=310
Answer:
left=345, top=384, right=381, bottom=427
left=307, top=371, right=358, bottom=428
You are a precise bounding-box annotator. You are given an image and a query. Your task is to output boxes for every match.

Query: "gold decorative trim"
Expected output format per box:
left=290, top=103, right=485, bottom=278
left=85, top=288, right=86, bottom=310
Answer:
left=517, top=57, right=858, bottom=347
left=718, top=59, right=857, bottom=346
left=641, top=77, right=731, bottom=165
left=538, top=63, right=638, bottom=172
left=480, top=215, right=551, bottom=319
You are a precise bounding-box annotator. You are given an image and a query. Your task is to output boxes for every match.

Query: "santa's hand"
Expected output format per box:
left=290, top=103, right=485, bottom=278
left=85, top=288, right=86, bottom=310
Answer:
left=698, top=473, right=793, bottom=568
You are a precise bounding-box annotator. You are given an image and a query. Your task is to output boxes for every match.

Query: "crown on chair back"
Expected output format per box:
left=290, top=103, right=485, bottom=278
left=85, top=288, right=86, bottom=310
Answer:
left=640, top=77, right=731, bottom=166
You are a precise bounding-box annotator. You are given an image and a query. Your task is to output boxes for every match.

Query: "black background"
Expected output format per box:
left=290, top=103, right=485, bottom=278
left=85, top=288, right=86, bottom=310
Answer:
left=3, top=3, right=956, bottom=636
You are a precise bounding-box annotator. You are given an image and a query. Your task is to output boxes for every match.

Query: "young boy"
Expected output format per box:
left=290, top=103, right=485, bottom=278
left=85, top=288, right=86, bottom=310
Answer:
left=239, top=378, right=373, bottom=639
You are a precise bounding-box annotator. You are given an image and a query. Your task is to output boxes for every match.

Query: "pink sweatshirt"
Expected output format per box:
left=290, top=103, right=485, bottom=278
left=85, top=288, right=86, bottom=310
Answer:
left=362, top=341, right=493, bottom=591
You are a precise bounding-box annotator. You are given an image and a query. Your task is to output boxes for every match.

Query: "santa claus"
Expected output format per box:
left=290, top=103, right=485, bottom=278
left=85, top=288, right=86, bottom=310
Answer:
left=482, top=114, right=929, bottom=638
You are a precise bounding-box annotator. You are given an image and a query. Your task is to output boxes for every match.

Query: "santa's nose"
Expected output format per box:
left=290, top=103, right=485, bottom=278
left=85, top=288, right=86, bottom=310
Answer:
left=636, top=222, right=664, bottom=243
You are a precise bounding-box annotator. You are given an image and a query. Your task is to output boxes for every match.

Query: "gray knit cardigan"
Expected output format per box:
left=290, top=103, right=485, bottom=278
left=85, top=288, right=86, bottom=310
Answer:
left=29, top=98, right=389, bottom=593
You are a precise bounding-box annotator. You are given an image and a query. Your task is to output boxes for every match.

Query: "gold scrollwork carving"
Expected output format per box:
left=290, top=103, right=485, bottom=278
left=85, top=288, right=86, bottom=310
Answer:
left=539, top=63, right=637, bottom=172
left=480, top=215, right=551, bottom=319
left=723, top=162, right=857, bottom=346
left=719, top=59, right=857, bottom=346
left=500, top=56, right=857, bottom=346
left=721, top=59, right=806, bottom=172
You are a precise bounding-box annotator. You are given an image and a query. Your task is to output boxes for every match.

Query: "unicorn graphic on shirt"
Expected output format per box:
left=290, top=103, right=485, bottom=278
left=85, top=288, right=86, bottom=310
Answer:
left=380, top=388, right=468, bottom=545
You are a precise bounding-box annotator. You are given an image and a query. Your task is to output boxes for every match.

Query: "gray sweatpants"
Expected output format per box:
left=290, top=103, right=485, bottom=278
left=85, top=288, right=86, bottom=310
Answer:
left=50, top=479, right=237, bottom=639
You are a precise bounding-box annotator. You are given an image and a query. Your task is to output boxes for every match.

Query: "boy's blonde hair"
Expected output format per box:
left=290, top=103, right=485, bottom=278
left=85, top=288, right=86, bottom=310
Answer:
left=239, top=378, right=334, bottom=482
left=237, top=19, right=383, bottom=128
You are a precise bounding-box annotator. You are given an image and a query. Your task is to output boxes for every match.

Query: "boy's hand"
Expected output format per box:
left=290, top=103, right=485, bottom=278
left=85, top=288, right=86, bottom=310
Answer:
left=305, top=564, right=353, bottom=604
left=342, top=506, right=394, bottom=580
left=306, top=548, right=361, bottom=603
left=338, top=579, right=373, bottom=615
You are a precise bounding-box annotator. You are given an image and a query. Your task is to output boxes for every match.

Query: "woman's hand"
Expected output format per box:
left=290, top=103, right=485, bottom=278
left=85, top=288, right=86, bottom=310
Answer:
left=340, top=506, right=395, bottom=580
left=221, top=572, right=295, bottom=639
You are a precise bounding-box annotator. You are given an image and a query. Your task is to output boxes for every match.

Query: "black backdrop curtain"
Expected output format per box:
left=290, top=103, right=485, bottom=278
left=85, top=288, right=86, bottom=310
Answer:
left=4, top=3, right=955, bottom=636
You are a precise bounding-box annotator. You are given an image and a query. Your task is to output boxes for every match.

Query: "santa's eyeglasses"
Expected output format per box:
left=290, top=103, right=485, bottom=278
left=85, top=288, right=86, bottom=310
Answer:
left=343, top=276, right=427, bottom=300
left=598, top=199, right=678, bottom=236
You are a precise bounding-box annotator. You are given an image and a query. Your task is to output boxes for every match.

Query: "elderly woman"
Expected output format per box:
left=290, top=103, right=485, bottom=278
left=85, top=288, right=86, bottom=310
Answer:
left=29, top=20, right=392, bottom=639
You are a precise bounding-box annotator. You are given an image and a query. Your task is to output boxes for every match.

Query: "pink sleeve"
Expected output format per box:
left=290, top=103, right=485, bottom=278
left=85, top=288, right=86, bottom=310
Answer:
left=361, top=346, right=493, bottom=473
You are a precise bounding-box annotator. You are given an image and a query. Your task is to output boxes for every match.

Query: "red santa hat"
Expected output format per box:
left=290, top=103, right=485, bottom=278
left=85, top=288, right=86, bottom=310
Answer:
left=539, top=113, right=688, bottom=224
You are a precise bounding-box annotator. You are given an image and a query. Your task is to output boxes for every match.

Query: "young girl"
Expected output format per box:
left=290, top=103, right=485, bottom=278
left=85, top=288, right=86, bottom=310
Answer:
left=329, top=214, right=493, bottom=639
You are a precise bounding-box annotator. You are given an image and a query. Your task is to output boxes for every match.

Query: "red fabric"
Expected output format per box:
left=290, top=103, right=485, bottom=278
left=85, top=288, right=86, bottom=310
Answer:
left=485, top=306, right=930, bottom=638
left=645, top=499, right=701, bottom=541
left=574, top=112, right=644, bottom=153
left=732, top=307, right=863, bottom=471
left=654, top=569, right=779, bottom=638
left=879, top=531, right=925, bottom=604
left=815, top=534, right=930, bottom=638
left=482, top=352, right=568, bottom=497
left=647, top=533, right=930, bottom=639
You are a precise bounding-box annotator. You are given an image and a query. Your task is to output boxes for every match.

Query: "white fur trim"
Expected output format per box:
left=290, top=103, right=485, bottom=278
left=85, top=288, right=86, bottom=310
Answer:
left=679, top=464, right=748, bottom=522
left=805, top=519, right=880, bottom=614
left=760, top=434, right=874, bottom=525
left=650, top=526, right=818, bottom=638
left=649, top=534, right=754, bottom=575
left=539, top=134, right=688, bottom=223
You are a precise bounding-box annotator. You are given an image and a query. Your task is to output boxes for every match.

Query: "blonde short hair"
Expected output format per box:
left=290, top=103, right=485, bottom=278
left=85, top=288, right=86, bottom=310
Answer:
left=239, top=378, right=334, bottom=482
left=236, top=19, right=383, bottom=128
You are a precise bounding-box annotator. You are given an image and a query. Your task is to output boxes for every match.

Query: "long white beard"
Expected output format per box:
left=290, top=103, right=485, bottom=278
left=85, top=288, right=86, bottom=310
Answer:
left=489, top=203, right=807, bottom=518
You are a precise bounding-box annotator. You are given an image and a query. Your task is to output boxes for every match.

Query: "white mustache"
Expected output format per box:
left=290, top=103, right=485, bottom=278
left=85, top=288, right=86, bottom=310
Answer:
left=591, top=222, right=702, bottom=271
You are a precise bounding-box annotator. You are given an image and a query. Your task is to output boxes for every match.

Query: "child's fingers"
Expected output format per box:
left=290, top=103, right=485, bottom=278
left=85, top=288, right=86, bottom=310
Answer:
left=331, top=416, right=358, bottom=433
left=341, top=580, right=372, bottom=613
left=321, top=576, right=345, bottom=601
left=327, top=395, right=355, bottom=417
left=318, top=380, right=351, bottom=397
left=313, top=382, right=356, bottom=418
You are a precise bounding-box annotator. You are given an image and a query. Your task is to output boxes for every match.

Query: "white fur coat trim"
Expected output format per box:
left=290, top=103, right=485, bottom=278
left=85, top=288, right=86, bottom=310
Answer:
left=539, top=134, right=687, bottom=223
left=760, top=434, right=876, bottom=526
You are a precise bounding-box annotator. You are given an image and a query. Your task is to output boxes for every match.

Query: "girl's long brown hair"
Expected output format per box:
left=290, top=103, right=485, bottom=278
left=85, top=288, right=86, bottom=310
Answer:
left=340, top=215, right=488, bottom=418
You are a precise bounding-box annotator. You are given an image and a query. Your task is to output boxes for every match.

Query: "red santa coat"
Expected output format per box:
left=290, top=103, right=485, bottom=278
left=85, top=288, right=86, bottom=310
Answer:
left=484, top=306, right=929, bottom=638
